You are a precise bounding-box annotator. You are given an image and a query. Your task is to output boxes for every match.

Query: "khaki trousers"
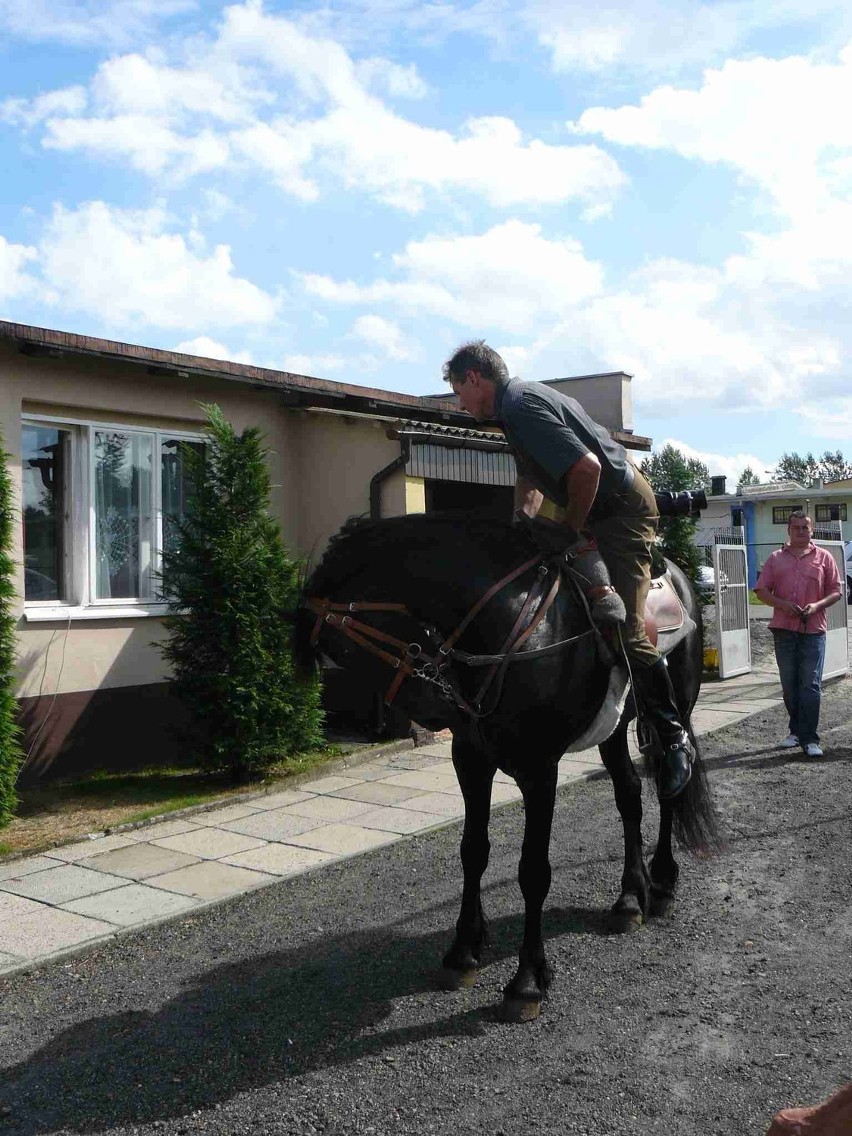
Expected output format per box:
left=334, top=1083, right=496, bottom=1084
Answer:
left=591, top=468, right=661, bottom=669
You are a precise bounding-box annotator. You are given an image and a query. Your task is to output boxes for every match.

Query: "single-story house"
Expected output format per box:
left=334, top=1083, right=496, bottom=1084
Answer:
left=695, top=475, right=850, bottom=588
left=2, top=320, right=650, bottom=783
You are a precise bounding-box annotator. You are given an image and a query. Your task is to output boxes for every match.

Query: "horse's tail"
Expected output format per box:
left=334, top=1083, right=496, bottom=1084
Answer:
left=670, top=728, right=724, bottom=855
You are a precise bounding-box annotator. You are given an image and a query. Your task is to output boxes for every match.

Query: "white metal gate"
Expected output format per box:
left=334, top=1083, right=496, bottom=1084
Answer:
left=815, top=540, right=849, bottom=680
left=713, top=543, right=751, bottom=678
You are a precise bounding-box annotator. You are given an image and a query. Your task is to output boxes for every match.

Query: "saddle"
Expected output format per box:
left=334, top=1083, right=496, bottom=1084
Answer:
left=644, top=575, right=686, bottom=649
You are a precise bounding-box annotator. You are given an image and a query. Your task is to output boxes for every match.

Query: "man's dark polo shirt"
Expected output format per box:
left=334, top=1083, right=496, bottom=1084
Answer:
left=493, top=378, right=632, bottom=508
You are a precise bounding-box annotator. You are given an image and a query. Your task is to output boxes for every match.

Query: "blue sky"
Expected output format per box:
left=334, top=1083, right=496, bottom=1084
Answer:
left=3, top=0, right=852, bottom=486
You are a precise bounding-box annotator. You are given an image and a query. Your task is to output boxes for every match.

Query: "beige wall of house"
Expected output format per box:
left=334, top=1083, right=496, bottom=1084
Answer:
left=2, top=343, right=424, bottom=705
left=3, top=344, right=293, bottom=698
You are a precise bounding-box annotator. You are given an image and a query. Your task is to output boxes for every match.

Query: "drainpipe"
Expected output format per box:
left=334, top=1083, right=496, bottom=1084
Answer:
left=369, top=436, right=411, bottom=519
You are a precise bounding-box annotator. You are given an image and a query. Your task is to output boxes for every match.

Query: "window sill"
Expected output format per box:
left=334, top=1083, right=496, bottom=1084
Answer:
left=24, top=604, right=173, bottom=622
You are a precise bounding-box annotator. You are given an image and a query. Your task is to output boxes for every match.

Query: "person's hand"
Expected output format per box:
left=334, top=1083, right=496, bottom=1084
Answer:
left=799, top=602, right=815, bottom=619
left=780, top=599, right=803, bottom=617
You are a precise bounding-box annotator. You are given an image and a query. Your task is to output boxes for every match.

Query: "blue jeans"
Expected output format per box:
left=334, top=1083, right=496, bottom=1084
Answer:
left=771, top=629, right=826, bottom=746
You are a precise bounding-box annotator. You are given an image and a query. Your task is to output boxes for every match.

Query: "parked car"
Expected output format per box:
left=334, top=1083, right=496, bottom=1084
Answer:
left=695, top=564, right=729, bottom=598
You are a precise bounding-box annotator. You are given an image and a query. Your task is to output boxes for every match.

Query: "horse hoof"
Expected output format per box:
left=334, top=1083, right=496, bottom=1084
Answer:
left=437, top=966, right=479, bottom=991
left=500, top=996, right=542, bottom=1023
left=649, top=893, right=675, bottom=919
left=609, top=909, right=644, bottom=933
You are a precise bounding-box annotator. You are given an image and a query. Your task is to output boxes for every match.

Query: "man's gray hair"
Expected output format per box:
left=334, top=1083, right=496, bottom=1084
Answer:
left=442, top=340, right=510, bottom=387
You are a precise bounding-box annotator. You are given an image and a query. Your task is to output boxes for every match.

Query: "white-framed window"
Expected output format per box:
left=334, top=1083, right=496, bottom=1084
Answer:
left=22, top=415, right=205, bottom=618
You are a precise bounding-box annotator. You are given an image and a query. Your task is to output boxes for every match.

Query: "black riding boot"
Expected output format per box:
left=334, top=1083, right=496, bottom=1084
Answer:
left=633, top=657, right=695, bottom=801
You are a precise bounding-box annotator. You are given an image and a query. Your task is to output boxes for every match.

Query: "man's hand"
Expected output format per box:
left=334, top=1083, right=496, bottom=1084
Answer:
left=780, top=599, right=803, bottom=618
left=799, top=602, right=816, bottom=619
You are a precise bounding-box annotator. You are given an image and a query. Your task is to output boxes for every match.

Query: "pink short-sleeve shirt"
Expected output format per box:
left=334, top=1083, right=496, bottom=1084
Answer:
left=755, top=543, right=842, bottom=633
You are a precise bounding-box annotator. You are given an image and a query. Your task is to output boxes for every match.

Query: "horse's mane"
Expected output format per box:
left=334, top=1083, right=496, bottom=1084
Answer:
left=307, top=512, right=530, bottom=594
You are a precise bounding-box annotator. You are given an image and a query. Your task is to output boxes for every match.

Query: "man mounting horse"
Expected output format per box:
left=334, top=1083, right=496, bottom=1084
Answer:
left=443, top=339, right=695, bottom=802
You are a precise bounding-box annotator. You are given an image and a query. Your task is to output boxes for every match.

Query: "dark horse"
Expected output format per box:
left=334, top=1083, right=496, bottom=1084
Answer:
left=296, top=513, right=719, bottom=1021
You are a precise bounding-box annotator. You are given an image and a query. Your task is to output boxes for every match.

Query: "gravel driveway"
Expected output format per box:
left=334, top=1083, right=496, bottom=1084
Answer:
left=1, top=679, right=850, bottom=1136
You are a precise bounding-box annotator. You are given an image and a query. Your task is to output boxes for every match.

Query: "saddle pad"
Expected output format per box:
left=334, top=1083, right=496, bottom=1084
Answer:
left=646, top=575, right=685, bottom=633
left=564, top=665, right=630, bottom=753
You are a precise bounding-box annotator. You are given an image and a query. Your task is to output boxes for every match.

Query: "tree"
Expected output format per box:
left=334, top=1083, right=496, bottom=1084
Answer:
left=159, top=405, right=323, bottom=782
left=0, top=433, right=25, bottom=827
left=640, top=444, right=709, bottom=584
left=737, top=466, right=760, bottom=488
left=772, top=450, right=852, bottom=484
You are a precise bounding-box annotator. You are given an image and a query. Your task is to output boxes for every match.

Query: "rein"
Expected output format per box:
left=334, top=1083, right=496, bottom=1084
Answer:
left=303, top=553, right=595, bottom=718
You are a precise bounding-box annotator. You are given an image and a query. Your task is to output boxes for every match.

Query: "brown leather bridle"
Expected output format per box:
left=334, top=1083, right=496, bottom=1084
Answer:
left=303, top=552, right=582, bottom=717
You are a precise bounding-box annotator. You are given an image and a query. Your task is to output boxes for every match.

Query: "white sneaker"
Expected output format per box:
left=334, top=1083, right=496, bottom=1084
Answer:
left=780, top=734, right=799, bottom=748
left=804, top=743, right=823, bottom=757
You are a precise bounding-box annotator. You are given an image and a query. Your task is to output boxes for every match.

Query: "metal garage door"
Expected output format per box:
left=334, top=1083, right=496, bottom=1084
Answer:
left=713, top=543, right=751, bottom=678
left=815, top=541, right=849, bottom=680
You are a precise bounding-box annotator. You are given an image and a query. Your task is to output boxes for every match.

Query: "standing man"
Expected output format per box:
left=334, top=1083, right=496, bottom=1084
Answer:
left=442, top=339, right=694, bottom=801
left=754, top=512, right=842, bottom=757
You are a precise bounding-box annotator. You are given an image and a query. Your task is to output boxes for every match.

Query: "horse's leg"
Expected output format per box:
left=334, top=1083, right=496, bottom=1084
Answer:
left=598, top=717, right=651, bottom=931
left=440, top=735, right=494, bottom=989
left=648, top=799, right=679, bottom=917
left=501, top=760, right=558, bottom=1023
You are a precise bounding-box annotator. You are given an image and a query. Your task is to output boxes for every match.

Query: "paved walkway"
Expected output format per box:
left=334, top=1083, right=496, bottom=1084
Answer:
left=0, top=666, right=786, bottom=979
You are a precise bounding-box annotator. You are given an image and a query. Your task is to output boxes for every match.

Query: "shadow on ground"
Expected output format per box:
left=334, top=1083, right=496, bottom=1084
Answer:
left=1, top=903, right=612, bottom=1135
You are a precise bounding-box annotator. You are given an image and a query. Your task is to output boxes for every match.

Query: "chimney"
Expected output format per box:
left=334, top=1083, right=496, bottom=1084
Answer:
left=710, top=475, right=727, bottom=496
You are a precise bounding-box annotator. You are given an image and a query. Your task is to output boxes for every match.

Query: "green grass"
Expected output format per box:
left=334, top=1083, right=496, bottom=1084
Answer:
left=1, top=742, right=349, bottom=857
left=749, top=590, right=765, bottom=605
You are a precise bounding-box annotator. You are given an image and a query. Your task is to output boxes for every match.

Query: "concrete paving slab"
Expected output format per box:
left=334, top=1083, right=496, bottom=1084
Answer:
left=284, top=823, right=399, bottom=856
left=47, top=834, right=140, bottom=862
left=0, top=863, right=131, bottom=904
left=353, top=806, right=446, bottom=834
left=403, top=744, right=453, bottom=759
left=490, top=782, right=523, bottom=804
left=426, top=761, right=457, bottom=777
left=281, top=795, right=374, bottom=822
left=152, top=829, right=267, bottom=860
left=379, top=769, right=461, bottom=793
left=333, top=764, right=400, bottom=782
left=0, top=855, right=64, bottom=881
left=329, top=781, right=424, bottom=806
left=77, top=842, right=200, bottom=881
left=298, top=775, right=365, bottom=794
left=0, top=951, right=22, bottom=967
left=126, top=819, right=204, bottom=842
left=62, top=883, right=198, bottom=927
left=146, top=861, right=276, bottom=900
left=221, top=843, right=336, bottom=877
left=383, top=753, right=446, bottom=770
left=218, top=810, right=327, bottom=842
left=191, top=803, right=264, bottom=826
left=690, top=707, right=754, bottom=734
left=0, top=892, right=114, bottom=959
left=400, top=791, right=464, bottom=817
left=246, top=789, right=315, bottom=810
left=708, top=690, right=786, bottom=708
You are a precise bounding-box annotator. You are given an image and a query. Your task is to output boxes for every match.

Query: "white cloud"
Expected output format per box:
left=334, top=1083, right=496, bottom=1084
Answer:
left=355, top=57, right=430, bottom=99
left=303, top=220, right=604, bottom=333
left=0, top=0, right=195, bottom=48
left=3, top=2, right=626, bottom=213
left=38, top=201, right=277, bottom=330
left=658, top=438, right=774, bottom=484
left=281, top=353, right=347, bottom=376
left=573, top=46, right=852, bottom=223
left=795, top=399, right=852, bottom=441
left=173, top=336, right=254, bottom=364
left=0, top=236, right=37, bottom=302
left=350, top=314, right=414, bottom=360
left=529, top=0, right=852, bottom=77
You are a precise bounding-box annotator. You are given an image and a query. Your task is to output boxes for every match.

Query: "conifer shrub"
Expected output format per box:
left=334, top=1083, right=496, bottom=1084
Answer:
left=0, top=434, right=24, bottom=826
left=159, top=405, right=323, bottom=782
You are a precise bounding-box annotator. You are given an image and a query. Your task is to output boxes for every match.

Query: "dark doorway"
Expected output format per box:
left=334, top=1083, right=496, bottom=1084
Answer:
left=426, top=479, right=513, bottom=520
